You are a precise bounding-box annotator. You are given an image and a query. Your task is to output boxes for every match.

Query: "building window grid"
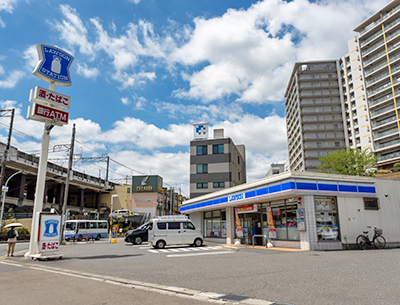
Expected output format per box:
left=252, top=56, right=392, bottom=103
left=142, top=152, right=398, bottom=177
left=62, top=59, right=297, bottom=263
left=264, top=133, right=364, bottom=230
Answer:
left=197, top=145, right=207, bottom=155
left=213, top=144, right=224, bottom=154
left=196, top=164, right=208, bottom=174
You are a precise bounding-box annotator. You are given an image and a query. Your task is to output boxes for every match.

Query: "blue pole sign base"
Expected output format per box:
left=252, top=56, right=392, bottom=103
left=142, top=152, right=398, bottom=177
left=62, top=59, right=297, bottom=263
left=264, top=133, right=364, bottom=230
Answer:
left=33, top=44, right=74, bottom=86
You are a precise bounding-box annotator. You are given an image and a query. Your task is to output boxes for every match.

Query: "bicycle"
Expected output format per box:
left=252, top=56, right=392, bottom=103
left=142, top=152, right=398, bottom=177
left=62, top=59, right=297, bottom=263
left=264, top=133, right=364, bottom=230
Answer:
left=356, top=226, right=386, bottom=250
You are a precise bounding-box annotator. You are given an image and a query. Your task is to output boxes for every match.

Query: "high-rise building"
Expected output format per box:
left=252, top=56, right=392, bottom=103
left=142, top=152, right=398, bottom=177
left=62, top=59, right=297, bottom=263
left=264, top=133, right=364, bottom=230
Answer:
left=284, top=60, right=347, bottom=172
left=190, top=124, right=246, bottom=198
left=341, top=0, right=400, bottom=169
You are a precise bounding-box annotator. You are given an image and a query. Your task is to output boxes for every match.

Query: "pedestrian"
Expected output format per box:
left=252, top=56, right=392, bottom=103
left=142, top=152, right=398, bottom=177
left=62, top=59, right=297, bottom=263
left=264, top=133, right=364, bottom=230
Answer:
left=7, top=227, right=19, bottom=257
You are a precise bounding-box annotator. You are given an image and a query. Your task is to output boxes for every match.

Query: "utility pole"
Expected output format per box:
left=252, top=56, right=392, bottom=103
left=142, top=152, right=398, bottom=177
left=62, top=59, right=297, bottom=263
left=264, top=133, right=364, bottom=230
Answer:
left=0, top=109, right=15, bottom=189
left=106, top=156, right=109, bottom=181
left=60, top=123, right=75, bottom=244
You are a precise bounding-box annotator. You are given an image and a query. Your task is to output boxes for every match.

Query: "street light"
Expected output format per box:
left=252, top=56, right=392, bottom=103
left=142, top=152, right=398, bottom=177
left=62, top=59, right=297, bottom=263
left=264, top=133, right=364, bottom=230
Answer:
left=0, top=170, right=22, bottom=229
left=109, top=194, right=119, bottom=243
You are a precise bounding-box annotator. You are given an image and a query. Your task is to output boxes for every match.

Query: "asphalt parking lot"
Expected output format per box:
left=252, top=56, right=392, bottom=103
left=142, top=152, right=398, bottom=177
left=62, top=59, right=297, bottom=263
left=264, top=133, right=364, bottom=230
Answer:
left=1, top=239, right=399, bottom=305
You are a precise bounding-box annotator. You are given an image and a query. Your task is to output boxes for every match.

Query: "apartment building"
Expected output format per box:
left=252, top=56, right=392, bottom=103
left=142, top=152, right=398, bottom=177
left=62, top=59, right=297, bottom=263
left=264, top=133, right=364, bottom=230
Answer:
left=190, top=124, right=246, bottom=198
left=341, top=0, right=400, bottom=169
left=284, top=60, right=347, bottom=172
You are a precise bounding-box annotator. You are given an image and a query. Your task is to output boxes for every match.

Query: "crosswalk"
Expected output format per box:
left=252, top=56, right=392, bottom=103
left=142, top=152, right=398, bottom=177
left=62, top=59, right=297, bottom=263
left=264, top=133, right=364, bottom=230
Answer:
left=146, top=245, right=224, bottom=254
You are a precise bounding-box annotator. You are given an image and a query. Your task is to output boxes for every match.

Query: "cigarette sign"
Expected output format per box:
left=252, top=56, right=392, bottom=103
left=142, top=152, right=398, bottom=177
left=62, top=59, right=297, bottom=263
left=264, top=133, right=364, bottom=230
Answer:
left=30, top=86, right=70, bottom=109
left=27, top=103, right=68, bottom=125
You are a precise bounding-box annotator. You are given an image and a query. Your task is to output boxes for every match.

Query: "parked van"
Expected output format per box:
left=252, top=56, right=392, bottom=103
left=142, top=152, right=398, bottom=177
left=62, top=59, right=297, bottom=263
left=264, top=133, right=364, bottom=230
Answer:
left=64, top=220, right=109, bottom=241
left=113, top=210, right=132, bottom=217
left=148, top=215, right=203, bottom=249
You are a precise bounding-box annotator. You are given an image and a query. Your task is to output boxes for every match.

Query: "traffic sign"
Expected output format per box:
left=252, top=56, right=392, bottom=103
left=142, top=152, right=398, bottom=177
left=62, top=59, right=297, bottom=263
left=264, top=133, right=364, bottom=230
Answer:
left=33, top=44, right=74, bottom=86
left=29, top=86, right=71, bottom=110
left=27, top=103, right=68, bottom=125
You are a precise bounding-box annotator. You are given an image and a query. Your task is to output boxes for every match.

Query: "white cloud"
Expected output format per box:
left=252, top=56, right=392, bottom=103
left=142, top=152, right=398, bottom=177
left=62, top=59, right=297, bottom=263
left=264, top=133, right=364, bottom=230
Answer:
left=23, top=45, right=38, bottom=71
left=76, top=63, right=100, bottom=79
left=0, top=0, right=18, bottom=27
left=171, top=0, right=391, bottom=104
left=54, top=4, right=94, bottom=56
left=121, top=97, right=130, bottom=105
left=0, top=69, right=24, bottom=88
left=153, top=100, right=244, bottom=123
left=102, top=118, right=192, bottom=149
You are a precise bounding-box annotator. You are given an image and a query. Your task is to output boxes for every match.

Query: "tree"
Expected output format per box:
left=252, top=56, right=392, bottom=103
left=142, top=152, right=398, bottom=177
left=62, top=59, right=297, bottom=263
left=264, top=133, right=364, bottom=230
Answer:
left=317, top=147, right=377, bottom=176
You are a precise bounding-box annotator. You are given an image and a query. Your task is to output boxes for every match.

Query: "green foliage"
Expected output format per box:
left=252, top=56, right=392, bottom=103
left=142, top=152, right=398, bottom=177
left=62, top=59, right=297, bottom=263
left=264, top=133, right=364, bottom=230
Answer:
left=394, top=162, right=400, bottom=168
left=317, top=147, right=377, bottom=176
left=17, top=227, right=29, bottom=235
left=7, top=208, right=15, bottom=220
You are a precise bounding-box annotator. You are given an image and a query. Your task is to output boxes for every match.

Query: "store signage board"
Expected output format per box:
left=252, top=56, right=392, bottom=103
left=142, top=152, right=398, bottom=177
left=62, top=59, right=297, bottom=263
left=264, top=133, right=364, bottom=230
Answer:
left=29, top=86, right=71, bottom=110
left=33, top=44, right=74, bottom=86
left=39, top=213, right=61, bottom=252
left=27, top=103, right=68, bottom=126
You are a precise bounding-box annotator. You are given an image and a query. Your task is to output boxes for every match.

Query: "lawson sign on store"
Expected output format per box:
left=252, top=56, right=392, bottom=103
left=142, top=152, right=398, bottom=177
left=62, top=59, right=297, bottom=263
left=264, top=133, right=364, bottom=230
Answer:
left=181, top=178, right=377, bottom=213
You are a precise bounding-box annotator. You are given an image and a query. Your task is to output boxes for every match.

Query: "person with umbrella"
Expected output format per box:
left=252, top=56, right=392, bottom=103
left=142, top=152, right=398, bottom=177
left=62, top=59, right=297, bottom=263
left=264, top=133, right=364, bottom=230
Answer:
left=5, top=223, right=21, bottom=257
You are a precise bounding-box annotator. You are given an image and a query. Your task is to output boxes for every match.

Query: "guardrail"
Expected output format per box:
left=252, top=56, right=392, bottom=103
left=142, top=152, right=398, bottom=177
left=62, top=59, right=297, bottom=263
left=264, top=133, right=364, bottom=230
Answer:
left=252, top=234, right=267, bottom=247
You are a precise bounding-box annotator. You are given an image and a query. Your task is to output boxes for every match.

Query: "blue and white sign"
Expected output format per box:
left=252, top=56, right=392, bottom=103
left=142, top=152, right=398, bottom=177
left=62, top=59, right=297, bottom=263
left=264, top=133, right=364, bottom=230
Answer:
left=43, top=219, right=59, bottom=237
left=39, top=213, right=61, bottom=252
left=33, top=44, right=74, bottom=86
left=193, top=123, right=209, bottom=139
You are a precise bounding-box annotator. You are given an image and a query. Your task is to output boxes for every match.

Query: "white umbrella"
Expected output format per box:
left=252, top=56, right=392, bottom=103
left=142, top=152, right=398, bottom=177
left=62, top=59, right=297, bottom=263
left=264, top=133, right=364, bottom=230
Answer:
left=4, top=223, right=23, bottom=229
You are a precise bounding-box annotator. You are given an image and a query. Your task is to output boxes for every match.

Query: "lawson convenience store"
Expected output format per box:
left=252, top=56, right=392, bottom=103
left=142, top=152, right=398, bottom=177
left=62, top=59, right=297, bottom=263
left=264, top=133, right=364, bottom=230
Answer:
left=180, top=171, right=400, bottom=250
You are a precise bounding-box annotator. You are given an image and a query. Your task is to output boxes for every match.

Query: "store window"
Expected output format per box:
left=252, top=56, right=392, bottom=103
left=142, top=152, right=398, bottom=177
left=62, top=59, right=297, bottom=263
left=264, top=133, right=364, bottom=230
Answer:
left=315, top=196, right=340, bottom=241
left=270, top=199, right=299, bottom=241
left=204, top=210, right=226, bottom=238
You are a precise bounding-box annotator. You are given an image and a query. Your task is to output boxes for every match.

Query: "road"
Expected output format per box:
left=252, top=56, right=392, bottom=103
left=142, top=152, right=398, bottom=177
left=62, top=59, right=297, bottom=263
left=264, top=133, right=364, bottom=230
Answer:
left=1, top=239, right=399, bottom=305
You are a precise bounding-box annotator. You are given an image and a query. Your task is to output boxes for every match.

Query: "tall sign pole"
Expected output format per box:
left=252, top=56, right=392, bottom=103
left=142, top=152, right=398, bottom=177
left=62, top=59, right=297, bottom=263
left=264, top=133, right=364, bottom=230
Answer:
left=25, top=44, right=74, bottom=259
left=60, top=123, right=75, bottom=245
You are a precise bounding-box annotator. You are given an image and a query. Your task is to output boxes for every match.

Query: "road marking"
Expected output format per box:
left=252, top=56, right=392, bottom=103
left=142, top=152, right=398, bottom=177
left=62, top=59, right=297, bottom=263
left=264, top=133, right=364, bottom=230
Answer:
left=147, top=246, right=223, bottom=254
left=167, top=251, right=235, bottom=258
left=0, top=260, right=279, bottom=304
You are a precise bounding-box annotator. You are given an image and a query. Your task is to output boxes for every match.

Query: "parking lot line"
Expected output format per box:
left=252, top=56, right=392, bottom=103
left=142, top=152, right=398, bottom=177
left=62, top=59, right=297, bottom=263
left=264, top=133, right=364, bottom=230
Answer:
left=166, top=251, right=235, bottom=258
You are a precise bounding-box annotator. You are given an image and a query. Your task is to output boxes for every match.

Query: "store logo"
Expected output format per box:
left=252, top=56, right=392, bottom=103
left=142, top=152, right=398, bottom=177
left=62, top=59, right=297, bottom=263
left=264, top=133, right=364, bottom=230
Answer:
left=43, top=219, right=59, bottom=237
left=228, top=193, right=244, bottom=202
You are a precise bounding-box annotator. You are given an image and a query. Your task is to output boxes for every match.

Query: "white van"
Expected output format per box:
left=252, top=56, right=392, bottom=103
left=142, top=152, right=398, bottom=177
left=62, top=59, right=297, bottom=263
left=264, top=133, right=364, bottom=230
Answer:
left=113, top=210, right=131, bottom=217
left=148, top=215, right=203, bottom=249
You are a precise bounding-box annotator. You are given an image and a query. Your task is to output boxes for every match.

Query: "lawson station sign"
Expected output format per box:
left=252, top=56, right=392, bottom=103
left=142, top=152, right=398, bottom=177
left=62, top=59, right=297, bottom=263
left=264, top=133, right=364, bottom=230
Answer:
left=28, top=44, right=74, bottom=126
left=33, top=44, right=74, bottom=86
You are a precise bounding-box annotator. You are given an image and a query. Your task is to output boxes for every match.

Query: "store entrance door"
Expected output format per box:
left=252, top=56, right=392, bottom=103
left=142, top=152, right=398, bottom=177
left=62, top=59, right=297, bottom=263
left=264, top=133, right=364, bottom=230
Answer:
left=239, top=212, right=263, bottom=245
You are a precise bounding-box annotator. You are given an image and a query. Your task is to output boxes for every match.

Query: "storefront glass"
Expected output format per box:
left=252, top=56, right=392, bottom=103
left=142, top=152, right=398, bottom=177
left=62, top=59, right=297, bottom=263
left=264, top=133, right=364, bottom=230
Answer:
left=204, top=210, right=226, bottom=238
left=270, top=198, right=300, bottom=241
left=315, top=196, right=340, bottom=241
left=271, top=201, right=287, bottom=240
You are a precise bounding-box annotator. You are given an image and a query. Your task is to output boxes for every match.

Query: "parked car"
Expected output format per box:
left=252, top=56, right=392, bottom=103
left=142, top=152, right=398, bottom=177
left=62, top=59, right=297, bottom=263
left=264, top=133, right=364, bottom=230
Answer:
left=124, top=222, right=151, bottom=245
left=113, top=210, right=132, bottom=217
left=148, top=215, right=203, bottom=249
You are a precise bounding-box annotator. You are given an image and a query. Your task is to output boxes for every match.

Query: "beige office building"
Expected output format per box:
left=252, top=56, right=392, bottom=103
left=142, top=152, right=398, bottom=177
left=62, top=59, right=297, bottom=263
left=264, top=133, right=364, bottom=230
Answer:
left=284, top=60, right=347, bottom=172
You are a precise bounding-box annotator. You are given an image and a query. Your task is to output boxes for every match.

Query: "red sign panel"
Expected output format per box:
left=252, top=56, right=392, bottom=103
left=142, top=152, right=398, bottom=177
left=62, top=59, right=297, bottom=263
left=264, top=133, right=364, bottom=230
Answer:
left=33, top=103, right=69, bottom=124
left=30, top=86, right=71, bottom=109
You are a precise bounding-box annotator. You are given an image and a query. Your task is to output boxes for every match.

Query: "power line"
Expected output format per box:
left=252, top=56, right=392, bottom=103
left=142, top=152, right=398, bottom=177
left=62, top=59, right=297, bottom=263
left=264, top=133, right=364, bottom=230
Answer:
left=0, top=121, right=41, bottom=143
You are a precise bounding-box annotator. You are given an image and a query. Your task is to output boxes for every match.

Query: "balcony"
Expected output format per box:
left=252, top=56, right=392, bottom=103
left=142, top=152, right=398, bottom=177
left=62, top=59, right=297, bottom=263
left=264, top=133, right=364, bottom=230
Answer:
left=373, top=127, right=399, bottom=139
left=375, top=138, right=400, bottom=150
left=370, top=104, right=395, bottom=118
left=372, top=115, right=397, bottom=128
left=378, top=150, right=400, bottom=162
left=369, top=89, right=400, bottom=107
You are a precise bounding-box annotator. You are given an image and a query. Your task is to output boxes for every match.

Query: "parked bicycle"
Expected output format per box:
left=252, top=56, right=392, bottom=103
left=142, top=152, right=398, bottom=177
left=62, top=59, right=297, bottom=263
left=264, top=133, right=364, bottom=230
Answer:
left=356, top=226, right=386, bottom=250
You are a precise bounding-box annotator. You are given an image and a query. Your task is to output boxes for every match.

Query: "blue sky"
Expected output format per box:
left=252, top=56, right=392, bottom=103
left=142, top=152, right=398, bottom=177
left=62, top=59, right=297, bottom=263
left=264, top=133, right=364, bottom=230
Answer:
left=0, top=0, right=391, bottom=196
